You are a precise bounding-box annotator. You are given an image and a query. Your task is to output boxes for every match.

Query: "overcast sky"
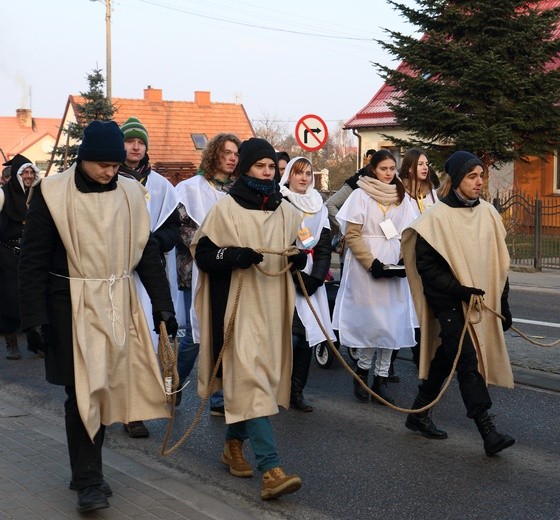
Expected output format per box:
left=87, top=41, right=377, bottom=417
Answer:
left=1, top=0, right=417, bottom=133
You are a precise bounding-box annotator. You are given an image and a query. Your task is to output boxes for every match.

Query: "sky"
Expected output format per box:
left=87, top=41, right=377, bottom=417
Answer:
left=0, top=0, right=418, bottom=135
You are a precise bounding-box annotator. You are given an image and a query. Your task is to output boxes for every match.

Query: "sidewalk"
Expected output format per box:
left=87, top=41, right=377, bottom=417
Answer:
left=0, top=397, right=270, bottom=520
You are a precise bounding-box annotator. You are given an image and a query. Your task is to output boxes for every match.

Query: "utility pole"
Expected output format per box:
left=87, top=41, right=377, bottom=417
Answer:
left=105, top=0, right=112, bottom=101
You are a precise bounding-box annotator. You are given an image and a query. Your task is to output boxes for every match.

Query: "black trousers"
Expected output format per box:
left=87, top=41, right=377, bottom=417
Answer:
left=419, top=307, right=492, bottom=418
left=64, top=386, right=105, bottom=489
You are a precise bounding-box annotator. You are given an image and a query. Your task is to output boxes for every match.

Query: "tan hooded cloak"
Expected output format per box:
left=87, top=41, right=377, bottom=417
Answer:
left=401, top=200, right=514, bottom=388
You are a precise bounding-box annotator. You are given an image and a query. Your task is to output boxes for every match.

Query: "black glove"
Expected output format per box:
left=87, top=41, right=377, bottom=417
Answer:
left=288, top=250, right=308, bottom=271
left=369, top=258, right=389, bottom=279
left=225, top=247, right=264, bottom=269
left=458, top=285, right=485, bottom=302
left=295, top=272, right=322, bottom=296
left=153, top=311, right=178, bottom=338
left=501, top=306, right=513, bottom=332
left=25, top=326, right=45, bottom=354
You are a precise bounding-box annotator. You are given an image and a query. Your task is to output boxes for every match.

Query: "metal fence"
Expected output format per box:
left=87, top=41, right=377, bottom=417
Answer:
left=493, top=191, right=560, bottom=270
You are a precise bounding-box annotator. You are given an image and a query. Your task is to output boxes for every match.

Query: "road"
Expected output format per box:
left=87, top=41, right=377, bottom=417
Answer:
left=0, top=285, right=558, bottom=519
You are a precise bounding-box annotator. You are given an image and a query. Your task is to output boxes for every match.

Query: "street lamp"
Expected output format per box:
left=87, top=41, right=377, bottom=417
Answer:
left=90, top=0, right=112, bottom=101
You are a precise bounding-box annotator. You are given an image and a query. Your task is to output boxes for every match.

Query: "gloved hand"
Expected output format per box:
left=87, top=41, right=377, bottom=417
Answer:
left=501, top=306, right=513, bottom=332
left=369, top=258, right=388, bottom=279
left=226, top=247, right=264, bottom=269
left=295, top=272, right=322, bottom=296
left=25, top=326, right=45, bottom=355
left=288, top=250, right=308, bottom=271
left=153, top=311, right=178, bottom=338
left=458, top=285, right=485, bottom=302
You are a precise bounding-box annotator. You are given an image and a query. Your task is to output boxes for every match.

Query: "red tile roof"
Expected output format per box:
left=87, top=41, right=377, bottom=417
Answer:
left=48, top=88, right=254, bottom=180
left=0, top=110, right=60, bottom=161
left=345, top=0, right=560, bottom=130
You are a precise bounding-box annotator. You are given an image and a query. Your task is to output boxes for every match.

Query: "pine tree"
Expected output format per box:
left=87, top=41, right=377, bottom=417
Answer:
left=375, top=0, right=560, bottom=170
left=51, top=69, right=115, bottom=170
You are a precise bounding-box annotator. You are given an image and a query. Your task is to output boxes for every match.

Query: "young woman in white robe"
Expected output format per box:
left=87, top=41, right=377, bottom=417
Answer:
left=333, top=149, right=416, bottom=405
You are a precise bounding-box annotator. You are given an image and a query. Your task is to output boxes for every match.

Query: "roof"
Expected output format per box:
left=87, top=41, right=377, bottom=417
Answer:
left=48, top=88, right=254, bottom=178
left=345, top=0, right=560, bottom=130
left=0, top=110, right=60, bottom=161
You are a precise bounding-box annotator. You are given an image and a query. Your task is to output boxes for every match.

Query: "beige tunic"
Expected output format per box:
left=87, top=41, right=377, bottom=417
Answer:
left=192, top=196, right=302, bottom=424
left=401, top=200, right=514, bottom=388
left=41, top=166, right=169, bottom=439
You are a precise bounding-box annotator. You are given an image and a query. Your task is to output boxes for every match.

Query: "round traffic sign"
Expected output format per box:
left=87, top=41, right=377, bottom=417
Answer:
left=295, top=114, right=329, bottom=152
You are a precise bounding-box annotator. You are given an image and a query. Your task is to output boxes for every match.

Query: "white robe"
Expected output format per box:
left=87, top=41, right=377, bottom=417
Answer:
left=332, top=189, right=416, bottom=350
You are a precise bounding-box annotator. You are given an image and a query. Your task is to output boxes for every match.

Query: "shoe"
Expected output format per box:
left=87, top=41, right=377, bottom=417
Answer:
left=474, top=411, right=515, bottom=456
left=387, top=360, right=400, bottom=383
left=290, top=393, right=313, bottom=412
left=210, top=405, right=225, bottom=417
left=5, top=333, right=21, bottom=360
left=69, top=479, right=112, bottom=497
left=261, top=467, right=302, bottom=500
left=221, top=439, right=253, bottom=477
left=123, top=421, right=150, bottom=438
left=77, top=484, right=109, bottom=513
left=371, top=375, right=395, bottom=405
left=353, top=367, right=369, bottom=402
left=405, top=394, right=448, bottom=439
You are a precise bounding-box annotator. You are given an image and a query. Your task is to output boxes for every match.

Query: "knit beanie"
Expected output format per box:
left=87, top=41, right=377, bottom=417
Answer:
left=78, top=121, right=126, bottom=163
left=444, top=151, right=484, bottom=189
left=237, top=138, right=278, bottom=176
left=120, top=117, right=149, bottom=149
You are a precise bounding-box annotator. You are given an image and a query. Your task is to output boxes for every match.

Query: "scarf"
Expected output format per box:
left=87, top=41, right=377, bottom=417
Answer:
left=118, top=154, right=151, bottom=185
left=356, top=176, right=400, bottom=206
left=278, top=156, right=324, bottom=214
left=228, top=175, right=283, bottom=211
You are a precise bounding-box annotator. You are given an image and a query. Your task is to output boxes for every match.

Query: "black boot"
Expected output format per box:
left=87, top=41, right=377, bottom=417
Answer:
left=405, top=393, right=448, bottom=439
left=387, top=350, right=400, bottom=383
left=353, top=367, right=369, bottom=402
left=290, top=346, right=313, bottom=412
left=474, top=411, right=515, bottom=456
left=371, top=375, right=395, bottom=405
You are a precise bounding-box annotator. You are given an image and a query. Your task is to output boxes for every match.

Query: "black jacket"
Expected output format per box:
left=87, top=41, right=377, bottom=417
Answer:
left=18, top=170, right=174, bottom=386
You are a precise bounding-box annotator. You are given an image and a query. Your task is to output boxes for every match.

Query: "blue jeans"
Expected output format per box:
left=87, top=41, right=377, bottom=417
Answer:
left=178, top=288, right=223, bottom=408
left=226, top=417, right=279, bottom=473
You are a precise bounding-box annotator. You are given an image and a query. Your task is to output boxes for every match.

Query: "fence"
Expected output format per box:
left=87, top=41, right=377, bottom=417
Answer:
left=493, top=190, right=560, bottom=270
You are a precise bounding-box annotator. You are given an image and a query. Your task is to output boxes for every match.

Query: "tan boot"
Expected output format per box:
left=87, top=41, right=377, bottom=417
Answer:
left=5, top=333, right=21, bottom=360
left=261, top=467, right=302, bottom=500
left=221, top=439, right=253, bottom=477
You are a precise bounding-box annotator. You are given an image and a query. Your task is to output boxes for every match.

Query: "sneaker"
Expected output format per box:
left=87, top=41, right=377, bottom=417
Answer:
left=210, top=405, right=225, bottom=417
left=261, top=467, right=302, bottom=500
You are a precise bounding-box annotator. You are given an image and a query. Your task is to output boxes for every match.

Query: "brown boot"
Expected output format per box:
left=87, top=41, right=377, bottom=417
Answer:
left=221, top=439, right=253, bottom=477
left=261, top=467, right=302, bottom=500
left=5, top=333, right=21, bottom=360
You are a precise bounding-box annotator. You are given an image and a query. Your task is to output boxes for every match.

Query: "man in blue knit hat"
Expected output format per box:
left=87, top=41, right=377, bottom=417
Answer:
left=18, top=120, right=177, bottom=513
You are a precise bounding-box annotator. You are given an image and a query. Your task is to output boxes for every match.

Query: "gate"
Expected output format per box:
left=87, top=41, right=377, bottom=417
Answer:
left=493, top=191, right=560, bottom=270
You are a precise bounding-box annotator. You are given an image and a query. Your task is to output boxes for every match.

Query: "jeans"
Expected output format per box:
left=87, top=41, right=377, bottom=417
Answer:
left=64, top=386, right=105, bottom=489
left=226, top=417, right=279, bottom=473
left=419, top=307, right=492, bottom=418
left=178, top=288, right=223, bottom=408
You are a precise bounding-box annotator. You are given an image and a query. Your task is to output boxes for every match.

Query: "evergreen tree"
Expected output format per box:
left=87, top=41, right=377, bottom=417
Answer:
left=51, top=69, right=115, bottom=170
left=375, top=0, right=560, bottom=171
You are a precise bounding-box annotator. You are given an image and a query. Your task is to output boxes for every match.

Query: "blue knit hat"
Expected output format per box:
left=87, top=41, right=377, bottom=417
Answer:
left=78, top=121, right=126, bottom=163
left=444, top=151, right=484, bottom=188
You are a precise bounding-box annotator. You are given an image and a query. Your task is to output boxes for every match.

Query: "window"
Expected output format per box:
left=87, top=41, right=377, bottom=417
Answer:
left=191, top=134, right=208, bottom=150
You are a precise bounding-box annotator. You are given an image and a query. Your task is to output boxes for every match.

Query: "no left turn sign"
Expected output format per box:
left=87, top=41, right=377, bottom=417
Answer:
left=295, top=114, right=329, bottom=152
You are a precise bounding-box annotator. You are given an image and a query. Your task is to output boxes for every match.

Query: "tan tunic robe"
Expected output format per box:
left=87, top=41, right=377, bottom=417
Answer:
left=401, top=199, right=514, bottom=388
left=192, top=196, right=302, bottom=424
left=41, top=166, right=169, bottom=439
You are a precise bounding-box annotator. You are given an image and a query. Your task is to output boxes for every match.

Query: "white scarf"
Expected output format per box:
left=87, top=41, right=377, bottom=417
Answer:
left=279, top=156, right=324, bottom=214
left=356, top=175, right=400, bottom=206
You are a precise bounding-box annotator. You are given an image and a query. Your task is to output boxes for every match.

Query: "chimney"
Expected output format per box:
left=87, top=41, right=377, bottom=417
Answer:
left=195, top=91, right=211, bottom=108
left=16, top=109, right=33, bottom=128
left=144, top=86, right=163, bottom=104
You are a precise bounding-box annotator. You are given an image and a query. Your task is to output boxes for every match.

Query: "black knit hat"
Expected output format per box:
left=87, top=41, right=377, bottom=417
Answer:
left=238, top=138, right=278, bottom=176
left=444, top=151, right=484, bottom=188
left=2, top=154, right=33, bottom=177
left=78, top=121, right=127, bottom=163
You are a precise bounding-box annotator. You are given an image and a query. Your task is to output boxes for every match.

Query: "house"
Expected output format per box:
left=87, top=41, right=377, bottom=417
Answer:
left=344, top=0, right=559, bottom=197
left=0, top=109, right=60, bottom=174
left=47, top=87, right=255, bottom=184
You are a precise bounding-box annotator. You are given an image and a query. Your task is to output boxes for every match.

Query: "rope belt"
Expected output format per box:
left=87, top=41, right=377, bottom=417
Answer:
left=49, top=271, right=133, bottom=346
